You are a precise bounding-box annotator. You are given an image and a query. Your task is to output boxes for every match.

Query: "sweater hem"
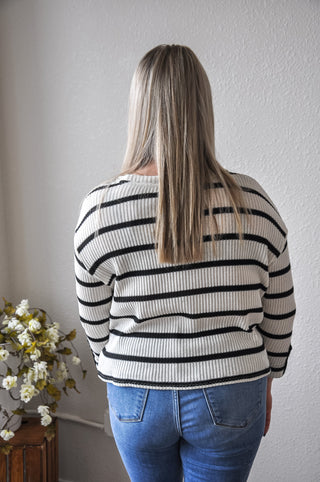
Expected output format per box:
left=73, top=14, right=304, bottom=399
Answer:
left=97, top=367, right=271, bottom=390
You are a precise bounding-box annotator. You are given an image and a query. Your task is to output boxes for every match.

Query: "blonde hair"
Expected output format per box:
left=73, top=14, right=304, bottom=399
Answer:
left=105, top=44, right=248, bottom=264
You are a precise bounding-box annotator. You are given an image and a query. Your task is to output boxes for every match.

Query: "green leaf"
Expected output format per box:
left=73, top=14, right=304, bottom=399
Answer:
left=35, top=379, right=47, bottom=391
left=56, top=347, right=72, bottom=355
left=0, top=444, right=13, bottom=455
left=44, top=423, right=56, bottom=441
left=46, top=384, right=61, bottom=401
left=49, top=401, right=58, bottom=413
left=65, top=329, right=76, bottom=341
left=17, top=367, right=29, bottom=377
left=12, top=408, right=27, bottom=415
left=65, top=378, right=76, bottom=389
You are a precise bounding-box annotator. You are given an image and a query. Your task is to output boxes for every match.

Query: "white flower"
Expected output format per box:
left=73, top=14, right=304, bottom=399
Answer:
left=33, top=361, right=47, bottom=381
left=48, top=342, right=57, bottom=353
left=41, top=414, right=52, bottom=426
left=55, top=371, right=64, bottom=382
left=16, top=306, right=28, bottom=317
left=72, top=356, right=81, bottom=366
left=55, top=361, right=68, bottom=382
left=20, top=383, right=38, bottom=403
left=2, top=375, right=17, bottom=390
left=0, top=348, right=9, bottom=361
left=30, top=348, right=41, bottom=361
left=46, top=324, right=60, bottom=344
left=16, top=299, right=29, bottom=316
left=8, top=317, right=18, bottom=329
left=19, top=299, right=29, bottom=308
left=0, top=429, right=15, bottom=441
left=23, top=369, right=34, bottom=385
left=37, top=405, right=50, bottom=416
left=29, top=319, right=41, bottom=333
left=7, top=317, right=25, bottom=332
left=17, top=330, right=33, bottom=347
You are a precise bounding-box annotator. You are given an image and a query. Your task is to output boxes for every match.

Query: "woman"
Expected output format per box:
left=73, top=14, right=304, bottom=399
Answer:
left=74, top=45, right=296, bottom=481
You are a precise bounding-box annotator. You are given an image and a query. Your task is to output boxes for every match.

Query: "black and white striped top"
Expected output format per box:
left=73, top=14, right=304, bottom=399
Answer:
left=74, top=172, right=296, bottom=389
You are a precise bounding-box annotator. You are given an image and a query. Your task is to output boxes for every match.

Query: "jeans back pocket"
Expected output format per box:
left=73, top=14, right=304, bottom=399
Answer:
left=203, top=377, right=266, bottom=429
left=107, top=383, right=149, bottom=422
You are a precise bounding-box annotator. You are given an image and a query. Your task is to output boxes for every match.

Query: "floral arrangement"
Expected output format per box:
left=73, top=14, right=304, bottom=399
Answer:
left=0, top=298, right=86, bottom=453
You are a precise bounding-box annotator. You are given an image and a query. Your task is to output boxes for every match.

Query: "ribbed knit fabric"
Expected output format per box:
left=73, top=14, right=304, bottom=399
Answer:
left=74, top=172, right=296, bottom=389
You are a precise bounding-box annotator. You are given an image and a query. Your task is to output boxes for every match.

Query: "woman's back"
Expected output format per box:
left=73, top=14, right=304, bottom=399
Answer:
left=74, top=170, right=295, bottom=389
left=74, top=43, right=296, bottom=482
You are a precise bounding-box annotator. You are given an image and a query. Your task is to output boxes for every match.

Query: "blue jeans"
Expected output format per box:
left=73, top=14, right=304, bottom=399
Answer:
left=107, top=376, right=267, bottom=482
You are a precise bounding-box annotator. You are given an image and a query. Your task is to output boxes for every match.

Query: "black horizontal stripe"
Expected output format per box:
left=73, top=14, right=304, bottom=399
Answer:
left=78, top=217, right=155, bottom=253
left=263, top=309, right=296, bottom=320
left=87, top=184, right=109, bottom=196
left=77, top=295, right=112, bottom=307
left=76, top=192, right=158, bottom=232
left=209, top=179, right=279, bottom=214
left=78, top=179, right=278, bottom=234
left=267, top=350, right=291, bottom=357
left=205, top=207, right=286, bottom=237
left=257, top=326, right=292, bottom=339
left=75, top=275, right=104, bottom=288
left=109, top=307, right=263, bottom=324
left=109, top=322, right=260, bottom=339
left=269, top=264, right=291, bottom=278
left=90, top=349, right=99, bottom=365
left=78, top=206, right=285, bottom=253
left=88, top=179, right=129, bottom=195
left=98, top=368, right=271, bottom=387
left=264, top=287, right=294, bottom=299
left=87, top=334, right=109, bottom=343
left=88, top=233, right=279, bottom=275
left=206, top=181, right=277, bottom=213
left=102, top=343, right=265, bottom=364
left=89, top=244, right=155, bottom=275
left=113, top=283, right=267, bottom=303
left=270, top=366, right=286, bottom=372
left=240, top=186, right=279, bottom=213
left=80, top=316, right=109, bottom=326
left=116, top=259, right=268, bottom=282
left=74, top=253, right=87, bottom=270
left=206, top=233, right=280, bottom=256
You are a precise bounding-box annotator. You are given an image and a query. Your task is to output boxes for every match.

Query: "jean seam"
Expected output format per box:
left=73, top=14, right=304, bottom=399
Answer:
left=173, top=390, right=183, bottom=436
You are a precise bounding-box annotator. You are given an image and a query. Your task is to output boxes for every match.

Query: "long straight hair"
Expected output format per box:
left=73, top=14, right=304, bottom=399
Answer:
left=113, top=44, right=248, bottom=264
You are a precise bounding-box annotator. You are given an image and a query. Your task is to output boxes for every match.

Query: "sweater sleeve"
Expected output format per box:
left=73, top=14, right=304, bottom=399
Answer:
left=73, top=188, right=115, bottom=367
left=259, top=239, right=296, bottom=378
left=74, top=250, right=114, bottom=366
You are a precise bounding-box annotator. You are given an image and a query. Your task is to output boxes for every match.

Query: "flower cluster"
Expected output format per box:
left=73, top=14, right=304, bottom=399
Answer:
left=0, top=299, right=86, bottom=449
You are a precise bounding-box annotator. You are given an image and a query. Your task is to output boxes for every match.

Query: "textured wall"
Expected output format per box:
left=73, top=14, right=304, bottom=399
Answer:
left=0, top=1, right=319, bottom=481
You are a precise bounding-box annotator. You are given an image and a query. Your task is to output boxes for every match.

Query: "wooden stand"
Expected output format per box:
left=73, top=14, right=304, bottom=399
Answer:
left=0, top=417, right=58, bottom=482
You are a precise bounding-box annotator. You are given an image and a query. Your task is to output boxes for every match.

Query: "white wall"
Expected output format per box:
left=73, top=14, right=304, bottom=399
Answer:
left=0, top=89, right=10, bottom=297
left=0, top=1, right=319, bottom=481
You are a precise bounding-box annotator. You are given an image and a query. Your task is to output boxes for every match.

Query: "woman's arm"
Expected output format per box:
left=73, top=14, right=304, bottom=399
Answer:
left=264, top=377, right=273, bottom=436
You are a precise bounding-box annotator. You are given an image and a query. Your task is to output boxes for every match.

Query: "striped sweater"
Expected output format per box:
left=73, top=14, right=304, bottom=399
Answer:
left=74, top=172, right=296, bottom=389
